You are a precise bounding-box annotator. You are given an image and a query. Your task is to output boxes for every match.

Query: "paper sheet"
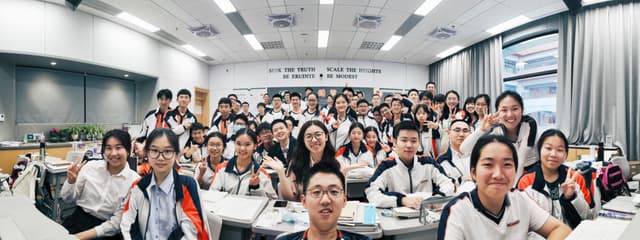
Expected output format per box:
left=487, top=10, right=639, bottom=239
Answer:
left=203, top=195, right=264, bottom=221
left=566, top=218, right=630, bottom=240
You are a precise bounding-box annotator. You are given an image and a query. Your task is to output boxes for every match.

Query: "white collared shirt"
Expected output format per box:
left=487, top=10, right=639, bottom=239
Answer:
left=61, top=160, right=138, bottom=237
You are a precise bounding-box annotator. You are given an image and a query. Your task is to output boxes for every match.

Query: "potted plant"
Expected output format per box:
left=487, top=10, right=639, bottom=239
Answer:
left=48, top=128, right=60, bottom=143
left=68, top=126, right=81, bottom=141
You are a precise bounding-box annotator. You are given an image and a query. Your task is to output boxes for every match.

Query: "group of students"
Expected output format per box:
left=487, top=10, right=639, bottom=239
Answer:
left=58, top=83, right=595, bottom=239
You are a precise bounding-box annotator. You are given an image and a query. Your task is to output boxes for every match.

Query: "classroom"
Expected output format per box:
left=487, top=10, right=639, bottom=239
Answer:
left=0, top=0, right=639, bottom=239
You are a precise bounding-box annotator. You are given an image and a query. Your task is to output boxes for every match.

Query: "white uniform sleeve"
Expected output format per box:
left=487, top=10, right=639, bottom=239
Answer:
left=249, top=171, right=278, bottom=199
left=210, top=171, right=225, bottom=192
left=441, top=211, right=466, bottom=240
left=120, top=188, right=139, bottom=240
left=459, top=127, right=489, bottom=156
left=365, top=171, right=399, bottom=208
left=523, top=192, right=551, bottom=231
left=568, top=183, right=590, bottom=219
left=431, top=167, right=455, bottom=196
left=60, top=166, right=87, bottom=203
left=94, top=198, right=126, bottom=237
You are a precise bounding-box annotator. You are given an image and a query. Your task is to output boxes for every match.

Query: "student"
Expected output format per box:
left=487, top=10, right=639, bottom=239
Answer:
left=283, top=91, right=292, bottom=112
left=271, top=119, right=296, bottom=165
left=350, top=94, right=360, bottom=111
left=276, top=162, right=370, bottom=240
left=240, top=101, right=255, bottom=122
left=517, top=129, right=590, bottom=230
left=326, top=94, right=355, bottom=149
left=414, top=104, right=437, bottom=158
left=180, top=122, right=207, bottom=163
left=232, top=99, right=242, bottom=116
left=355, top=99, right=377, bottom=129
left=263, top=120, right=341, bottom=201
left=436, top=119, right=472, bottom=185
left=378, top=103, right=393, bottom=145
left=140, top=89, right=172, bottom=137
left=61, top=129, right=139, bottom=240
left=262, top=93, right=273, bottom=110
left=302, top=92, right=322, bottom=123
left=371, top=105, right=384, bottom=128
left=222, top=114, right=249, bottom=159
left=364, top=126, right=390, bottom=167
left=408, top=88, right=420, bottom=106
left=371, top=93, right=381, bottom=108
left=365, top=121, right=455, bottom=209
left=132, top=136, right=152, bottom=176
left=303, top=87, right=313, bottom=101
left=263, top=93, right=286, bottom=123
left=284, top=116, right=299, bottom=140
left=210, top=128, right=277, bottom=199
left=390, top=98, right=413, bottom=126
left=210, top=97, right=234, bottom=136
left=320, top=94, right=334, bottom=117
left=420, top=91, right=433, bottom=107
left=121, top=129, right=210, bottom=240
left=336, top=122, right=374, bottom=174
left=473, top=94, right=491, bottom=130
left=166, top=89, right=198, bottom=151
left=254, top=122, right=286, bottom=165
left=194, top=132, right=227, bottom=190
left=256, top=102, right=267, bottom=123
left=441, top=90, right=467, bottom=129
left=288, top=92, right=305, bottom=137
left=425, top=81, right=437, bottom=95
left=383, top=94, right=393, bottom=106
left=460, top=90, right=538, bottom=180
left=248, top=121, right=258, bottom=132
left=464, top=97, right=478, bottom=126
left=437, top=135, right=571, bottom=240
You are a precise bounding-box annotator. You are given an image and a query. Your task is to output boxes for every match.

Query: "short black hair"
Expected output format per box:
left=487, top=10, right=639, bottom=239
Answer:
left=470, top=135, right=518, bottom=172
left=156, top=89, right=172, bottom=100
left=393, top=121, right=419, bottom=139
left=433, top=93, right=446, bottom=103
left=191, top=122, right=204, bottom=131
left=305, top=87, right=313, bottom=92
left=205, top=132, right=227, bottom=149
left=290, top=92, right=301, bottom=100
left=256, top=122, right=272, bottom=135
left=379, top=103, right=390, bottom=109
left=357, top=99, right=369, bottom=106
left=284, top=116, right=298, bottom=127
left=271, top=119, right=287, bottom=130
left=420, top=91, right=433, bottom=101
left=102, top=129, right=132, bottom=160
left=383, top=94, right=393, bottom=100
left=408, top=88, right=419, bottom=95
left=272, top=93, right=283, bottom=100
left=177, top=89, right=191, bottom=98
left=426, top=81, right=436, bottom=87
left=495, top=90, right=523, bottom=111
left=257, top=102, right=266, bottom=108
left=234, top=114, right=249, bottom=124
left=218, top=97, right=232, bottom=106
left=302, top=161, right=345, bottom=194
left=242, top=101, right=249, bottom=106
left=342, top=87, right=355, bottom=95
left=227, top=93, right=238, bottom=99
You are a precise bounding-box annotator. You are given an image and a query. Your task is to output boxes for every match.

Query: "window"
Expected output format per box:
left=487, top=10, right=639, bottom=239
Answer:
left=503, top=33, right=558, bottom=132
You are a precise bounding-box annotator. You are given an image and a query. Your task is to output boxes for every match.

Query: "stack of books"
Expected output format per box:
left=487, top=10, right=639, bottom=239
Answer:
left=338, top=202, right=378, bottom=232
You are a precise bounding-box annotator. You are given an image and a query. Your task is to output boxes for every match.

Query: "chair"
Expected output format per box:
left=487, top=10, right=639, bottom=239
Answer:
left=610, top=156, right=631, bottom=180
left=207, top=211, right=223, bottom=240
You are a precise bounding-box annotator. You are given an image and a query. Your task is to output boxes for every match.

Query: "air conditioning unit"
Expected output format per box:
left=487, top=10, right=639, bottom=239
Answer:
left=354, top=14, right=383, bottom=29
left=188, top=25, right=218, bottom=38
left=268, top=14, right=295, bottom=28
left=429, top=26, right=457, bottom=40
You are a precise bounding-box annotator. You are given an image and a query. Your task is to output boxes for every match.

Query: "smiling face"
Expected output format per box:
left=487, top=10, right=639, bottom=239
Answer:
left=103, top=137, right=128, bottom=171
left=207, top=136, right=225, bottom=158
left=472, top=142, right=516, bottom=202
left=475, top=98, right=488, bottom=116
left=357, top=102, right=369, bottom=116
left=334, top=96, right=349, bottom=114
left=191, top=129, right=205, bottom=144
left=234, top=134, right=256, bottom=160
left=448, top=121, right=471, bottom=148
left=148, top=135, right=176, bottom=176
left=445, top=93, right=459, bottom=109
left=409, top=91, right=419, bottom=104
left=272, top=122, right=289, bottom=142
left=540, top=135, right=567, bottom=171
left=177, top=94, right=190, bottom=108
left=303, top=125, right=327, bottom=156
left=219, top=103, right=231, bottom=117
left=497, top=96, right=523, bottom=131
left=302, top=172, right=347, bottom=233
left=365, top=131, right=378, bottom=148
left=158, top=96, right=171, bottom=111
left=349, top=127, right=364, bottom=145
left=394, top=129, right=419, bottom=164
left=415, top=107, right=428, bottom=123
left=307, top=95, right=318, bottom=110
left=372, top=95, right=380, bottom=106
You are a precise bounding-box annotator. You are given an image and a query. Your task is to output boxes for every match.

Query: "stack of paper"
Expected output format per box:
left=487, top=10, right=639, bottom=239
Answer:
left=392, top=207, right=420, bottom=218
left=602, top=196, right=639, bottom=214
left=202, top=194, right=266, bottom=222
left=566, top=218, right=630, bottom=240
left=339, top=201, right=359, bottom=221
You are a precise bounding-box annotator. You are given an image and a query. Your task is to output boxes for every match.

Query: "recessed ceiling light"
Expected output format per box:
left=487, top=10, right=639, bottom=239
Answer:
left=582, top=0, right=611, bottom=6
left=243, top=34, right=264, bottom=50
left=486, top=15, right=531, bottom=35
left=50, top=61, right=57, bottom=66
left=436, top=45, right=464, bottom=58
left=124, top=74, right=129, bottom=78
left=319, top=0, right=334, bottom=5
left=317, top=30, right=329, bottom=48
left=380, top=35, right=402, bottom=51
left=181, top=44, right=207, bottom=57
left=116, top=12, right=160, bottom=32
left=213, top=0, right=237, bottom=13
left=414, top=0, right=442, bottom=16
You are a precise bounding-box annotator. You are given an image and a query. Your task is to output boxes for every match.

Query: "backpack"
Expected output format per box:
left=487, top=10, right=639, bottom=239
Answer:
left=596, top=163, right=631, bottom=202
left=578, top=166, right=597, bottom=208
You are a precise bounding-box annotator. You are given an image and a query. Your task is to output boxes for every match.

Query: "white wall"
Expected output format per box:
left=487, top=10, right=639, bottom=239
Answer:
left=0, top=0, right=209, bottom=140
left=208, top=60, right=429, bottom=113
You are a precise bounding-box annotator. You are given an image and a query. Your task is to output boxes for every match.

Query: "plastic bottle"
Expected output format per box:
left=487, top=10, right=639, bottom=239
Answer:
left=39, top=139, right=47, bottom=161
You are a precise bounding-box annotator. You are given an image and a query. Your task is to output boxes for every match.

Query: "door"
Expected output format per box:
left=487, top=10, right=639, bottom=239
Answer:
left=194, top=87, right=209, bottom=124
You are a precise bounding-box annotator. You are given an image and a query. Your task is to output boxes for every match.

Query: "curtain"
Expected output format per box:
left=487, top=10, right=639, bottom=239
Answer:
left=558, top=2, right=640, bottom=159
left=428, top=36, right=503, bottom=107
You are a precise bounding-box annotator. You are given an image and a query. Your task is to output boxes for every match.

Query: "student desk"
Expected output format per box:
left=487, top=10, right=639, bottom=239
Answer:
left=619, top=213, right=640, bottom=240
left=347, top=177, right=369, bottom=199
left=567, top=194, right=640, bottom=240
left=252, top=200, right=383, bottom=239
left=200, top=193, right=269, bottom=240
left=0, top=196, right=75, bottom=240
left=377, top=211, right=438, bottom=240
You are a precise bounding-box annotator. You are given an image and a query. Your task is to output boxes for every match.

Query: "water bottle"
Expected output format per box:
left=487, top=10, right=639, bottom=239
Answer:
left=39, top=139, right=47, bottom=162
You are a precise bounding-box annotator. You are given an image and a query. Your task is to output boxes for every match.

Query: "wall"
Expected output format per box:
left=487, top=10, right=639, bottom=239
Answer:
left=208, top=60, right=429, bottom=112
left=0, top=0, right=209, bottom=141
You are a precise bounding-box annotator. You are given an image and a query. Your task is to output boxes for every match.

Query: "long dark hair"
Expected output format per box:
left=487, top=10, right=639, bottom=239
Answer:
left=442, top=90, right=460, bottom=120
left=101, top=129, right=132, bottom=160
left=145, top=128, right=180, bottom=158
left=413, top=104, right=432, bottom=132
left=536, top=129, right=569, bottom=159
left=364, top=126, right=382, bottom=152
left=287, top=120, right=340, bottom=185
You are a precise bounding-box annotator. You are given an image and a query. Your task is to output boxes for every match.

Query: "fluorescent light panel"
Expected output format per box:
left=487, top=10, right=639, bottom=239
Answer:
left=244, top=34, right=263, bottom=50
left=317, top=30, right=329, bottom=48
left=319, top=0, right=334, bottom=4
left=414, top=0, right=442, bottom=16
left=182, top=44, right=206, bottom=57
left=582, top=0, right=612, bottom=6
left=116, top=12, right=159, bottom=32
left=381, top=35, right=402, bottom=51
left=436, top=45, right=463, bottom=58
left=486, top=15, right=530, bottom=35
left=214, top=0, right=237, bottom=13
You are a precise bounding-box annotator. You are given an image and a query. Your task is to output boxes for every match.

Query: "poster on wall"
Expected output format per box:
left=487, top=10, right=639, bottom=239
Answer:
left=266, top=87, right=373, bottom=107
left=267, top=63, right=383, bottom=83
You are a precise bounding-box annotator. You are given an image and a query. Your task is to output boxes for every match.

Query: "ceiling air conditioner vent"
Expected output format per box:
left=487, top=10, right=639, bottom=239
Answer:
left=268, top=14, right=295, bottom=28
left=429, top=26, right=457, bottom=40
left=188, top=25, right=218, bottom=38
left=354, top=14, right=383, bottom=29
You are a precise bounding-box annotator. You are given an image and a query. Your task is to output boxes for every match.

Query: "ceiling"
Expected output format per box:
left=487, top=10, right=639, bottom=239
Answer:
left=75, top=0, right=568, bottom=65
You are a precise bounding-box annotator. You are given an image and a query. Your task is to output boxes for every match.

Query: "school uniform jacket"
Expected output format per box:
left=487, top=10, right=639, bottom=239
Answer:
left=166, top=108, right=198, bottom=151
left=436, top=148, right=471, bottom=185
left=365, top=155, right=455, bottom=208
left=327, top=114, right=355, bottom=149
left=262, top=108, right=286, bottom=124
left=209, top=112, right=234, bottom=137
left=355, top=115, right=378, bottom=129
left=460, top=117, right=538, bottom=181
left=121, top=170, right=210, bottom=240
left=139, top=108, right=171, bottom=137
left=437, top=188, right=549, bottom=240
left=336, top=142, right=374, bottom=168
left=254, top=142, right=286, bottom=165
left=517, top=164, right=590, bottom=228
left=302, top=109, right=322, bottom=124
left=210, top=157, right=277, bottom=199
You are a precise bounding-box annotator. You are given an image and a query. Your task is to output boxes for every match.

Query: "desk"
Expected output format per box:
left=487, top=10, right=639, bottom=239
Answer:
left=252, top=200, right=383, bottom=239
left=201, top=193, right=269, bottom=240
left=0, top=196, right=75, bottom=240
left=41, top=162, right=75, bottom=223
left=619, top=213, right=640, bottom=240
left=347, top=178, right=369, bottom=200
left=377, top=211, right=438, bottom=240
left=567, top=194, right=639, bottom=240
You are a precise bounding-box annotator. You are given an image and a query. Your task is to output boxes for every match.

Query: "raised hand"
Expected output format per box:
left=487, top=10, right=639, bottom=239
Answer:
left=198, top=162, right=207, bottom=176
left=561, top=171, right=579, bottom=199
left=67, top=155, right=86, bottom=184
left=262, top=155, right=285, bottom=173
left=481, top=112, right=501, bottom=132
left=249, top=166, right=260, bottom=187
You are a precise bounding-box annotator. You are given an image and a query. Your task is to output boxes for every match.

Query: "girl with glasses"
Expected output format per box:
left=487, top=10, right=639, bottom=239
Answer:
left=194, top=132, right=227, bottom=190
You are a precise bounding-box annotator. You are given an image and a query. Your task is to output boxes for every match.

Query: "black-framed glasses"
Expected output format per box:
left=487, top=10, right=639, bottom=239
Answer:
left=148, top=149, right=175, bottom=159
left=306, top=188, right=344, bottom=199
left=304, top=131, right=325, bottom=141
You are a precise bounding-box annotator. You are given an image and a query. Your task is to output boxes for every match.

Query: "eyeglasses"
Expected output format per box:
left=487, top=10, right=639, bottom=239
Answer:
left=451, top=128, right=471, bottom=133
left=209, top=143, right=224, bottom=148
left=148, top=149, right=176, bottom=160
left=304, top=131, right=325, bottom=141
left=306, top=188, right=344, bottom=199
